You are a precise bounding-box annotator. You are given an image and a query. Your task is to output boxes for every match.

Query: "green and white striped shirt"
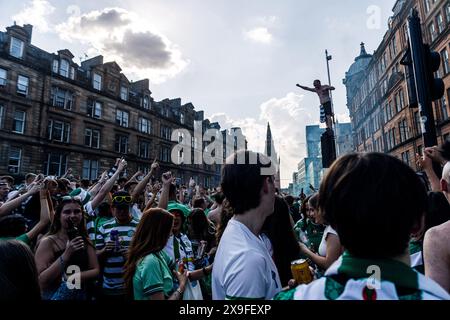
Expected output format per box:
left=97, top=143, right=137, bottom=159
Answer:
left=96, top=217, right=139, bottom=294
left=274, top=252, right=450, bottom=300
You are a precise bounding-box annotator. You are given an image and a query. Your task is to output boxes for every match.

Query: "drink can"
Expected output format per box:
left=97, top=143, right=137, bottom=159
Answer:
left=177, top=259, right=185, bottom=273
left=291, top=259, right=313, bottom=284
left=110, top=230, right=120, bottom=252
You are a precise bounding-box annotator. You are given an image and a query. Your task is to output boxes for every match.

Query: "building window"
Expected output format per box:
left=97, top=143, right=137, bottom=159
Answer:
left=16, top=75, right=29, bottom=96
left=8, top=147, right=22, bottom=174
left=441, top=49, right=450, bottom=75
left=93, top=73, right=102, bottom=90
left=143, top=96, right=150, bottom=109
left=115, top=135, right=129, bottom=154
left=120, top=86, right=128, bottom=101
left=403, top=23, right=409, bottom=45
left=401, top=151, right=411, bottom=167
left=87, top=100, right=102, bottom=119
left=84, top=128, right=100, bottom=149
left=429, top=22, right=437, bottom=42
left=424, top=0, right=431, bottom=13
left=60, top=59, right=70, bottom=77
left=159, top=145, right=171, bottom=162
left=10, top=37, right=24, bottom=59
left=46, top=153, right=67, bottom=176
left=387, top=128, right=397, bottom=150
left=116, top=109, right=129, bottom=127
left=399, top=89, right=405, bottom=109
left=414, top=111, right=423, bottom=135
left=392, top=34, right=397, bottom=56
left=139, top=141, right=151, bottom=159
left=0, top=105, right=4, bottom=129
left=399, top=119, right=409, bottom=143
left=440, top=96, right=449, bottom=121
left=52, top=60, right=59, bottom=73
left=47, top=120, right=70, bottom=143
left=51, top=87, right=73, bottom=110
left=82, top=160, right=99, bottom=180
left=70, top=67, right=75, bottom=80
left=13, top=110, right=26, bottom=134
left=180, top=112, right=185, bottom=124
left=417, top=145, right=424, bottom=158
left=395, top=93, right=402, bottom=113
left=436, top=13, right=445, bottom=34
left=446, top=2, right=450, bottom=23
left=0, top=68, right=7, bottom=86
left=160, top=126, right=172, bottom=140
left=138, top=117, right=151, bottom=134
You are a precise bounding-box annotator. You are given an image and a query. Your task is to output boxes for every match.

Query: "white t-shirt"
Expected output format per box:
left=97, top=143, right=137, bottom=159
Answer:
left=318, top=225, right=338, bottom=257
left=260, top=233, right=274, bottom=258
left=212, top=218, right=281, bottom=300
left=164, top=234, right=196, bottom=272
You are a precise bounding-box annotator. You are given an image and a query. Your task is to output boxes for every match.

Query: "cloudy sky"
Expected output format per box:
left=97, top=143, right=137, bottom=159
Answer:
left=1, top=0, right=396, bottom=187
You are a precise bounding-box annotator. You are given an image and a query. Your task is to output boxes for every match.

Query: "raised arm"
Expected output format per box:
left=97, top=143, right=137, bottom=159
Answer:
left=299, top=233, right=342, bottom=270
left=144, top=183, right=161, bottom=212
left=0, top=183, right=41, bottom=217
left=158, top=172, right=174, bottom=210
left=26, top=185, right=51, bottom=241
left=60, top=168, right=72, bottom=179
left=417, top=152, right=441, bottom=192
left=296, top=84, right=316, bottom=92
left=127, top=170, right=144, bottom=184
left=132, top=160, right=159, bottom=200
left=89, top=159, right=127, bottom=211
left=88, top=171, right=108, bottom=197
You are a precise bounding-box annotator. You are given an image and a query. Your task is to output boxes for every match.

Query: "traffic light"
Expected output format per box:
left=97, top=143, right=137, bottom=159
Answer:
left=423, top=44, right=445, bottom=101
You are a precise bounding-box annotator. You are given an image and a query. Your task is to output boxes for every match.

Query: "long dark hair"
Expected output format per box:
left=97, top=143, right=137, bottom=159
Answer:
left=124, top=208, right=174, bottom=298
left=262, top=196, right=300, bottom=286
left=188, top=208, right=216, bottom=251
left=0, top=240, right=41, bottom=300
left=216, top=199, right=234, bottom=244
left=300, top=195, right=312, bottom=220
left=47, top=198, right=90, bottom=242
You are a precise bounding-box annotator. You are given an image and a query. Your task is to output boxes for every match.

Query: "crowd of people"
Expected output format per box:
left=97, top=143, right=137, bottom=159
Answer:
left=1, top=144, right=450, bottom=300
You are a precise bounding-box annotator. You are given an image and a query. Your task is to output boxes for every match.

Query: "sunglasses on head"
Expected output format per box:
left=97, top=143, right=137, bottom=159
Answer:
left=61, top=195, right=82, bottom=202
left=113, top=196, right=133, bottom=203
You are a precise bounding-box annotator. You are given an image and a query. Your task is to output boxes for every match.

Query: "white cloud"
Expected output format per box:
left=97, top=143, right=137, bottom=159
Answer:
left=244, top=27, right=273, bottom=44
left=55, top=7, right=188, bottom=84
left=336, top=113, right=351, bottom=123
left=210, top=92, right=316, bottom=188
left=12, top=0, right=56, bottom=32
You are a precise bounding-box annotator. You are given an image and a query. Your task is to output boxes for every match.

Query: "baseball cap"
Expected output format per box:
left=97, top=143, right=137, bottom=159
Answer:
left=69, top=188, right=92, bottom=206
left=167, top=201, right=191, bottom=218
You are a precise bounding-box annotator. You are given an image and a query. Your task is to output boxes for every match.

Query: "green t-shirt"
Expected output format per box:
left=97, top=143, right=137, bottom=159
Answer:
left=0, top=233, right=30, bottom=245
left=294, top=218, right=325, bottom=253
left=133, top=250, right=175, bottom=300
